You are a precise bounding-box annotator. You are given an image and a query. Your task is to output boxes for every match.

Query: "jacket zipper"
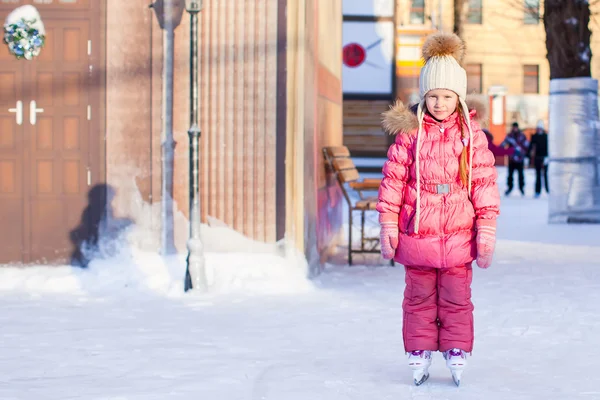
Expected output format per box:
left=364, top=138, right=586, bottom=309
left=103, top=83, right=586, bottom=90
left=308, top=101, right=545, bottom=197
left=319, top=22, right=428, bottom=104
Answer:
left=440, top=124, right=447, bottom=269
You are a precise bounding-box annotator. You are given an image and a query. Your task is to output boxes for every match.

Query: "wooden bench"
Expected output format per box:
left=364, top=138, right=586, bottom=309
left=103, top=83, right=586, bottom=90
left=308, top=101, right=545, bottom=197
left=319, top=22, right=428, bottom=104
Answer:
left=323, top=146, right=392, bottom=266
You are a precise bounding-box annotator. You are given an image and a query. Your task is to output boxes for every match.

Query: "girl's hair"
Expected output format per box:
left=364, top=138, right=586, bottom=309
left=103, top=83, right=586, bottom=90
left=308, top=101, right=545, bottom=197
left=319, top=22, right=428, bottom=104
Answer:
left=456, top=103, right=469, bottom=187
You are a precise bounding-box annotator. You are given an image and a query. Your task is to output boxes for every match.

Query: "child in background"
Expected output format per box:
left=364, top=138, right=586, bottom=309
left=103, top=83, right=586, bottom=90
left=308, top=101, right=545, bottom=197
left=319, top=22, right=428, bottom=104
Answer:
left=377, top=32, right=500, bottom=386
left=501, top=122, right=529, bottom=196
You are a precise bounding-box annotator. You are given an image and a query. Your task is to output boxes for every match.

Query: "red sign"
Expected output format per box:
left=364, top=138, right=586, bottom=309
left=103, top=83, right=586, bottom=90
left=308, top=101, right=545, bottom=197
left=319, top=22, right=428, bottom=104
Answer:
left=343, top=43, right=366, bottom=68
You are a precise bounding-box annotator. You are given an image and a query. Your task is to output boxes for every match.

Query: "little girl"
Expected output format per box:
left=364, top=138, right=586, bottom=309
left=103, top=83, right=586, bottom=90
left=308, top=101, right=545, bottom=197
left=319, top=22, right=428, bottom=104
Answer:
left=376, top=32, right=500, bottom=386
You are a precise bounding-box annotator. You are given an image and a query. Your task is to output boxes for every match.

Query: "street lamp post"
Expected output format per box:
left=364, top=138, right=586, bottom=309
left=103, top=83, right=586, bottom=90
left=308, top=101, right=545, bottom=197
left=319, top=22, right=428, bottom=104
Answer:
left=184, top=0, right=207, bottom=291
left=149, top=0, right=185, bottom=256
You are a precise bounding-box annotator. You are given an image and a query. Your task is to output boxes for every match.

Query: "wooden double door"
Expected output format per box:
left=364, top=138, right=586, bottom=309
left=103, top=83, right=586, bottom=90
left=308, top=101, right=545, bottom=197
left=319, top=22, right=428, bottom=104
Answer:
left=0, top=0, right=104, bottom=264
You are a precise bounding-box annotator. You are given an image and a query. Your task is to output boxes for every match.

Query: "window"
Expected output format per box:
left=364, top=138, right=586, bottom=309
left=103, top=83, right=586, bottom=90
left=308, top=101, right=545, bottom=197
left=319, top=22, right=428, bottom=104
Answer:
left=523, top=65, right=539, bottom=94
left=467, top=0, right=482, bottom=24
left=466, top=64, right=482, bottom=94
left=410, top=0, right=425, bottom=25
left=524, top=0, right=540, bottom=24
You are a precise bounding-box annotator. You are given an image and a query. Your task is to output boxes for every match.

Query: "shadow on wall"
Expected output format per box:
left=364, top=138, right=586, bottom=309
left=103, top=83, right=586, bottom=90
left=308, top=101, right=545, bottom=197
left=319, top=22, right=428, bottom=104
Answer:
left=69, top=184, right=133, bottom=268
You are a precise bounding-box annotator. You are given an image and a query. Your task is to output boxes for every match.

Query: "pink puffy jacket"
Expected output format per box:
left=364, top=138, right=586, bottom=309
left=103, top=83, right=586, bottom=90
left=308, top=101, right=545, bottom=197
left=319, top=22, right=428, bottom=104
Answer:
left=377, top=100, right=500, bottom=269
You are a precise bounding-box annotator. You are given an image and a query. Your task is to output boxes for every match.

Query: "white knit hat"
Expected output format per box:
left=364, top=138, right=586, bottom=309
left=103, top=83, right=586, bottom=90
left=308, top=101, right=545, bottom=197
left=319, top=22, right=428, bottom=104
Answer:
left=419, top=32, right=467, bottom=100
left=536, top=119, right=545, bottom=130
left=413, top=32, right=474, bottom=234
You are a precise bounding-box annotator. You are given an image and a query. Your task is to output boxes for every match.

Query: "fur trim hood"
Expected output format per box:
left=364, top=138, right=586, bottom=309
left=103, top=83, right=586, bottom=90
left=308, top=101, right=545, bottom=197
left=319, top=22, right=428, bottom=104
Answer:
left=382, top=96, right=488, bottom=135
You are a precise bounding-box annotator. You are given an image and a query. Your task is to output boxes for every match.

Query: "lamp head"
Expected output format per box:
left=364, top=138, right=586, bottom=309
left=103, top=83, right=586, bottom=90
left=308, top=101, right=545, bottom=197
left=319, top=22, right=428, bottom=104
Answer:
left=185, top=0, right=203, bottom=13
left=149, top=0, right=185, bottom=29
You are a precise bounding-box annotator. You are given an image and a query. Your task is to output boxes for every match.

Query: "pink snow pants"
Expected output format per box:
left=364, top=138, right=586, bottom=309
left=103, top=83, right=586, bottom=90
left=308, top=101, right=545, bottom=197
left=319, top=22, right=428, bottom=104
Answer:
left=402, top=264, right=474, bottom=353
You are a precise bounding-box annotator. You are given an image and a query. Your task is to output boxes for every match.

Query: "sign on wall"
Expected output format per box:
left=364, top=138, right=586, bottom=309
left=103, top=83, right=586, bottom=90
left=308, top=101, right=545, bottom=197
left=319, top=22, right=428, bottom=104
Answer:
left=342, top=20, right=394, bottom=95
left=342, top=0, right=394, bottom=17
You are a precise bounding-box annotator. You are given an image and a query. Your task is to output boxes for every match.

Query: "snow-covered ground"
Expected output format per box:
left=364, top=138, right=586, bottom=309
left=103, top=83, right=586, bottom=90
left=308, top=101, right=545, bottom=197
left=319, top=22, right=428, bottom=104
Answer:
left=1, top=167, right=599, bottom=399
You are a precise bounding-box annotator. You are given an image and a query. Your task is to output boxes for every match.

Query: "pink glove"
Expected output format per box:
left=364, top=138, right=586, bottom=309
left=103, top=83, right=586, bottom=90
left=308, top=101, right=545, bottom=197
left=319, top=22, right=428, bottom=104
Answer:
left=476, top=219, right=496, bottom=269
left=380, top=223, right=399, bottom=260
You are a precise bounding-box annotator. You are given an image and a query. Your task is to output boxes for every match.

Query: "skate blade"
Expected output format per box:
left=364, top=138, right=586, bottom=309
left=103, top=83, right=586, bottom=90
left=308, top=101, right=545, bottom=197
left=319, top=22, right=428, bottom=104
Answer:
left=452, top=374, right=460, bottom=386
left=414, top=372, right=429, bottom=386
left=451, top=370, right=463, bottom=387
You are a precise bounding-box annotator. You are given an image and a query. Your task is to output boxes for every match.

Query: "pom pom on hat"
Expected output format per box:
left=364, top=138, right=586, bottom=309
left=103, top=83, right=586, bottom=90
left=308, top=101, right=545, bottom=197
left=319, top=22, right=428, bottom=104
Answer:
left=422, top=32, right=465, bottom=65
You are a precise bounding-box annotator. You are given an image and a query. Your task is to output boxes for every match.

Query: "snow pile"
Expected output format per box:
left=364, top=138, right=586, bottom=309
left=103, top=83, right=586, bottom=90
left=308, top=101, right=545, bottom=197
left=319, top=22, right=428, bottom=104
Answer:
left=0, top=219, right=313, bottom=297
left=0, top=249, right=183, bottom=297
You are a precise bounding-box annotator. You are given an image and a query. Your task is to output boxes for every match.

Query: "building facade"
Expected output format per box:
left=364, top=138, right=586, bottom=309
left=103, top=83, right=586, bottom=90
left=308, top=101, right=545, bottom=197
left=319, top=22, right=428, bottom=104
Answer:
left=343, top=0, right=600, bottom=155
left=0, top=0, right=344, bottom=271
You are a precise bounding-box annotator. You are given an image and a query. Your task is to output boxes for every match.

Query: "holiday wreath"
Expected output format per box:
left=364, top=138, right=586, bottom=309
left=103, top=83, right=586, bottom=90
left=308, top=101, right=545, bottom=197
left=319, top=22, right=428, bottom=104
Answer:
left=3, top=5, right=46, bottom=61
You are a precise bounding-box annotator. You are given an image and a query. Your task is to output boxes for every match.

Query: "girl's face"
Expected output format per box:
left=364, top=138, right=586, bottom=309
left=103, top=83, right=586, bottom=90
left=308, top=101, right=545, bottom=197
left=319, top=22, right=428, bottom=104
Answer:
left=425, top=89, right=458, bottom=121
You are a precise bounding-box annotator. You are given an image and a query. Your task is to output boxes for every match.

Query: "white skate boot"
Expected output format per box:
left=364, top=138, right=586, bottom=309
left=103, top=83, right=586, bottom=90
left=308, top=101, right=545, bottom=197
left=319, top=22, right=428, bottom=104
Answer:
left=443, top=348, right=468, bottom=386
left=408, top=350, right=432, bottom=386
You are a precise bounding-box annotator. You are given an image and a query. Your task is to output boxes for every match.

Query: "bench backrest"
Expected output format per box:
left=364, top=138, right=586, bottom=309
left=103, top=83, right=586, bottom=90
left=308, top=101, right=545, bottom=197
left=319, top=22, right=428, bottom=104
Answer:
left=323, top=146, right=360, bottom=184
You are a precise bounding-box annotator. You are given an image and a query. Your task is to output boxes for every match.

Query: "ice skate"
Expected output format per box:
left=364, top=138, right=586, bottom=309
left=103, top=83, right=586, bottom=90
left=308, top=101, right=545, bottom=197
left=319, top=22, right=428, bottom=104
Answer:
left=443, top=348, right=468, bottom=386
left=408, top=350, right=432, bottom=386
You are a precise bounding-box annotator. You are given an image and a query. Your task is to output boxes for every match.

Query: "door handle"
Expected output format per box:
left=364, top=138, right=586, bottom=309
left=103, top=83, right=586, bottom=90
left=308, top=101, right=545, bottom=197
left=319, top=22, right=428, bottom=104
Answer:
left=8, top=101, right=23, bottom=125
left=30, top=100, right=44, bottom=125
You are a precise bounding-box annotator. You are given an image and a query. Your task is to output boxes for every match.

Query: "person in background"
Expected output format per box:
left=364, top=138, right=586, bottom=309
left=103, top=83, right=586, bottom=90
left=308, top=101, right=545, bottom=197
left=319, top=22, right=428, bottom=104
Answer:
left=527, top=120, right=549, bottom=198
left=501, top=122, right=529, bottom=196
